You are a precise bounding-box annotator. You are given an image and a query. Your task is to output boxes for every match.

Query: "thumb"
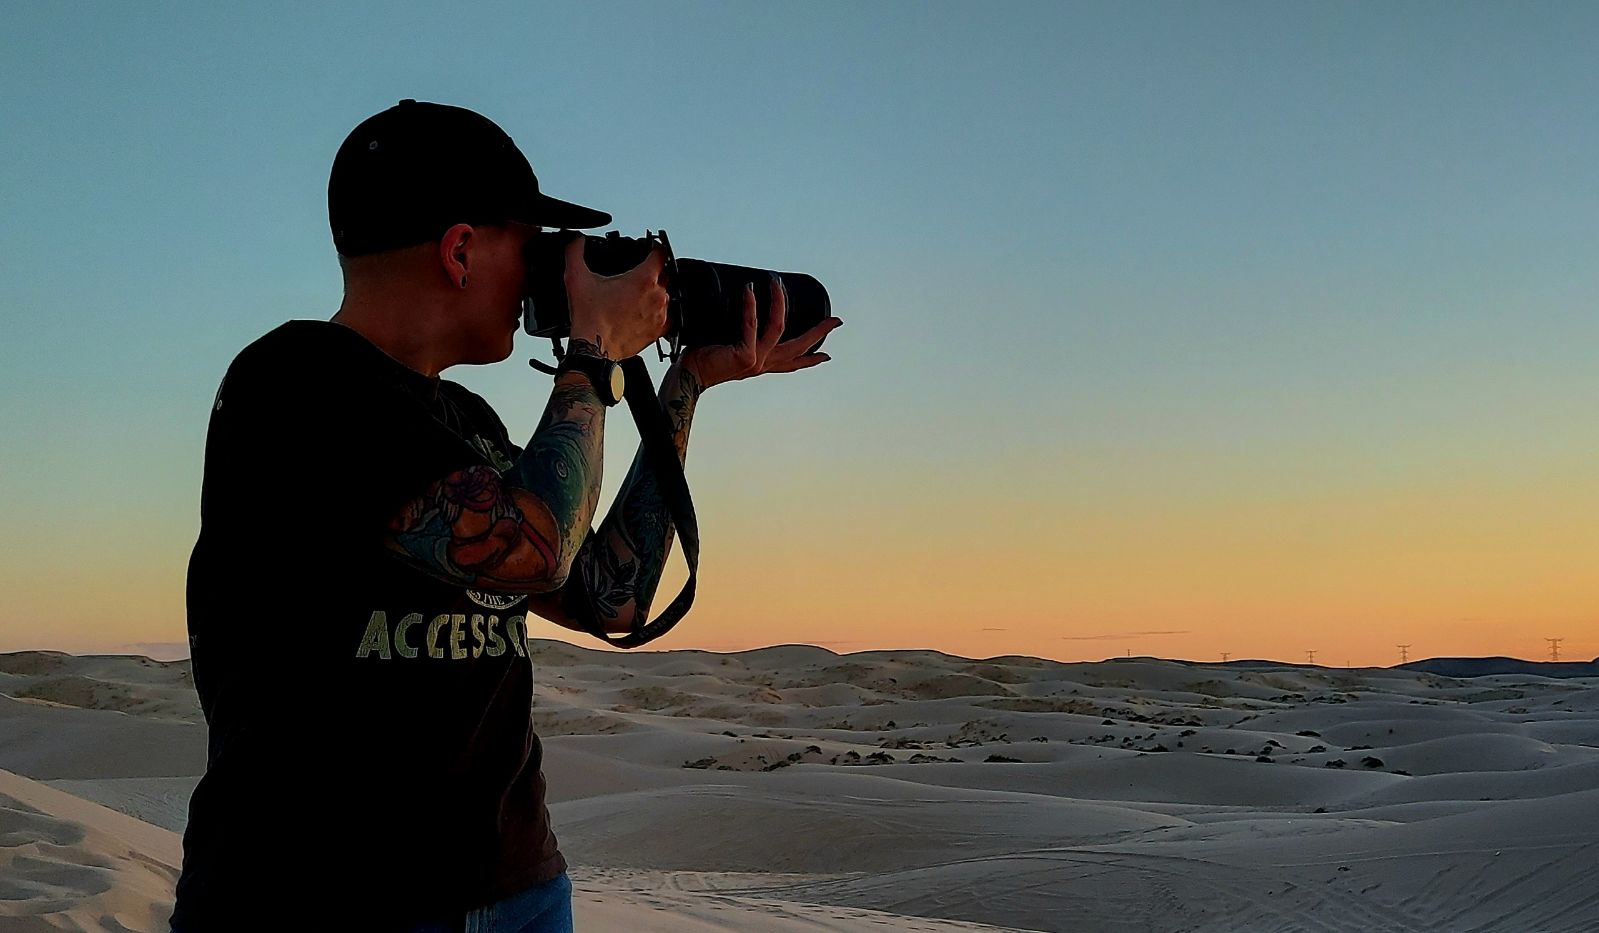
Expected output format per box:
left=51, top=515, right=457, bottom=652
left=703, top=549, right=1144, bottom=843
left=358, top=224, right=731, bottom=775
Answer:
left=644, top=244, right=667, bottom=278
left=564, top=233, right=589, bottom=273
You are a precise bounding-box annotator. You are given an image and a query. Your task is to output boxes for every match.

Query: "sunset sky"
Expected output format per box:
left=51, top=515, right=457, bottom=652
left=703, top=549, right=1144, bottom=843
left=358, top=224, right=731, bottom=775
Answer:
left=3, top=3, right=1597, bottom=666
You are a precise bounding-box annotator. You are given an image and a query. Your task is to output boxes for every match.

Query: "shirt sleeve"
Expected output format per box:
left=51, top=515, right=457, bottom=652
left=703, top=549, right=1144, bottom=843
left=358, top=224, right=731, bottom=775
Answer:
left=448, top=384, right=523, bottom=464
left=205, top=329, right=493, bottom=557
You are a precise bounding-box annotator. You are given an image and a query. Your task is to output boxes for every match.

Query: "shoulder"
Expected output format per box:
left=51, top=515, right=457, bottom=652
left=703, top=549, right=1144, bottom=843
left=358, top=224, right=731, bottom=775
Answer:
left=439, top=379, right=511, bottom=437
left=214, top=320, right=375, bottom=413
left=233, top=319, right=352, bottom=371
left=231, top=319, right=404, bottom=383
left=439, top=379, right=497, bottom=421
left=439, top=380, right=520, bottom=463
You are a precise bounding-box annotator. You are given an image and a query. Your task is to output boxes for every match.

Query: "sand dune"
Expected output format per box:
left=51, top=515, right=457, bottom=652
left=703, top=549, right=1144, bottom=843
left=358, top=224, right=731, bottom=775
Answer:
left=0, top=693, right=205, bottom=781
left=0, top=768, right=182, bottom=933
left=2, top=644, right=1596, bottom=931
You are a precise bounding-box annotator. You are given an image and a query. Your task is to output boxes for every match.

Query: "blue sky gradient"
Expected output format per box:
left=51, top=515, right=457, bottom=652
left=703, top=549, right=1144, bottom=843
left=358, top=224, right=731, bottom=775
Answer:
left=4, top=2, right=1598, bottom=662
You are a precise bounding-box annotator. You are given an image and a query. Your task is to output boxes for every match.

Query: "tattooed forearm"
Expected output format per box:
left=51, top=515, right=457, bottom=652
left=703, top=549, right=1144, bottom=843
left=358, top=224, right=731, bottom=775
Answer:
left=567, top=360, right=702, bottom=634
left=512, top=362, right=608, bottom=576
left=382, top=350, right=607, bottom=592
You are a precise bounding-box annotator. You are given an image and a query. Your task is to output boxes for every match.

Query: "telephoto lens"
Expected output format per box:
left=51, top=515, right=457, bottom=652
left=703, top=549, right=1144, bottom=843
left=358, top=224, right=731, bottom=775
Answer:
left=521, top=230, right=832, bottom=357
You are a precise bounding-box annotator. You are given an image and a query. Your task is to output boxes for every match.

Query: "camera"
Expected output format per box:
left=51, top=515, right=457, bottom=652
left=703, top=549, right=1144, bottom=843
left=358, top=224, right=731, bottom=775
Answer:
left=520, top=229, right=832, bottom=360
left=514, top=230, right=831, bottom=647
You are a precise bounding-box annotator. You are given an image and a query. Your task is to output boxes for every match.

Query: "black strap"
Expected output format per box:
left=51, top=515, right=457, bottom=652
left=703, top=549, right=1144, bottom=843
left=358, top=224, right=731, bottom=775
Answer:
left=559, top=355, right=698, bottom=648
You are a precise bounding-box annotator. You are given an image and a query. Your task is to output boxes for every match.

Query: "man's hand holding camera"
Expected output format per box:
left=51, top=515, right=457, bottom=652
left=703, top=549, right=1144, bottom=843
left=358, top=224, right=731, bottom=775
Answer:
left=563, top=234, right=670, bottom=361
left=678, top=273, right=842, bottom=391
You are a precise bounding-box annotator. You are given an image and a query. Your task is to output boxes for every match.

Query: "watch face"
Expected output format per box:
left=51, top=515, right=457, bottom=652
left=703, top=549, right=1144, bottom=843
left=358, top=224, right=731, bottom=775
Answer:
left=608, top=364, right=626, bottom=403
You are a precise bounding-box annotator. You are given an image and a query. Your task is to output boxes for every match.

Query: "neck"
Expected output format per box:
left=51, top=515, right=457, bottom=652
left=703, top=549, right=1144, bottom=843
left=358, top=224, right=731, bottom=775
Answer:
left=330, top=295, right=454, bottom=380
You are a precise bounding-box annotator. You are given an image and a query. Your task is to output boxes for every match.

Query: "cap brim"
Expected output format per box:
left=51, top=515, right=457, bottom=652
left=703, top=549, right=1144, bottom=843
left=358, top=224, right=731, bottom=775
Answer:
left=520, top=192, right=611, bottom=229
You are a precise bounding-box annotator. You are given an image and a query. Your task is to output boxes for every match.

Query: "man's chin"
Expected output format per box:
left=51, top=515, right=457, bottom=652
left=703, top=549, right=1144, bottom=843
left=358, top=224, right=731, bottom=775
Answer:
left=494, top=330, right=517, bottom=363
left=462, top=340, right=516, bottom=367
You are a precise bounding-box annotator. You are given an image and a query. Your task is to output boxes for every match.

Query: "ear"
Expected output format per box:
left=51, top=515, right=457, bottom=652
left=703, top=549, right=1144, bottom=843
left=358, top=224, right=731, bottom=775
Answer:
left=439, top=223, right=475, bottom=286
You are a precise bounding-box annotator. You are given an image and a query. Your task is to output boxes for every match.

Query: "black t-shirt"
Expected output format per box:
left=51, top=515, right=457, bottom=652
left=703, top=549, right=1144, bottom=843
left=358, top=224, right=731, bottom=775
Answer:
left=171, top=319, right=566, bottom=931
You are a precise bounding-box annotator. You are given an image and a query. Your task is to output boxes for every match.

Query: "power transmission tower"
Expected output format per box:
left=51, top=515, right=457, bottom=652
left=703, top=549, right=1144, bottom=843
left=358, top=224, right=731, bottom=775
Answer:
left=1306, top=650, right=1317, bottom=665
left=1397, top=644, right=1410, bottom=664
left=1547, top=638, right=1563, bottom=662
left=1220, top=651, right=1230, bottom=663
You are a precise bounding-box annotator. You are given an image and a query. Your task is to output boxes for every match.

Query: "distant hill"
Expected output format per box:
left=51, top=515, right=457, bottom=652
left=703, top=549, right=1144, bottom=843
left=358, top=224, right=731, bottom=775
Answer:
left=1399, top=656, right=1599, bottom=679
left=1157, top=656, right=1599, bottom=679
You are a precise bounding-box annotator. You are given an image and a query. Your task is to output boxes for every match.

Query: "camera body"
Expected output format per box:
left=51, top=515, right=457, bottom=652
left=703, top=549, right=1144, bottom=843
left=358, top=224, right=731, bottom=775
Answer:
left=520, top=229, right=832, bottom=359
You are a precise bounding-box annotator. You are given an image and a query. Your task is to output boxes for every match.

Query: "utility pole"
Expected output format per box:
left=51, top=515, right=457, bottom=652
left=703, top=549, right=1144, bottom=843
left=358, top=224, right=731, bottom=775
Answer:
left=1397, top=644, right=1410, bottom=664
left=1220, top=651, right=1230, bottom=663
left=1306, top=650, right=1317, bottom=665
left=1547, top=638, right=1563, bottom=662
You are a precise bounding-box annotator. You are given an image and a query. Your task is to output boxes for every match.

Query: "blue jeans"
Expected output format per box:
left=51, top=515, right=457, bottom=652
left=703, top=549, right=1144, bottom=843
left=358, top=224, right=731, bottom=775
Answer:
left=169, top=871, right=574, bottom=933
left=408, top=871, right=575, bottom=933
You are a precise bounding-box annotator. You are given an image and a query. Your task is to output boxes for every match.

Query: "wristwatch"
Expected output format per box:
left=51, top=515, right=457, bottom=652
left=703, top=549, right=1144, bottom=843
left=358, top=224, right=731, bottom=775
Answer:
left=555, top=350, right=626, bottom=406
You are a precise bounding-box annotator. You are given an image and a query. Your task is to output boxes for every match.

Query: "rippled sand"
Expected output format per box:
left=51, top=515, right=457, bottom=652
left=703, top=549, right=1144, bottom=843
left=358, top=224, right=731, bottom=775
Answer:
left=2, top=644, right=1597, bottom=931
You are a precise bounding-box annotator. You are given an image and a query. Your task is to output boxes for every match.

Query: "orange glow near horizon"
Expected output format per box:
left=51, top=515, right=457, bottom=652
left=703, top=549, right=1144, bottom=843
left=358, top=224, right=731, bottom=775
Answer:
left=14, top=454, right=1593, bottom=668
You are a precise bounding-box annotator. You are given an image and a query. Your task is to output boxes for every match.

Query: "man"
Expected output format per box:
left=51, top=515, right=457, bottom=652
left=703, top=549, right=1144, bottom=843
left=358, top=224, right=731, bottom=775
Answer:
left=169, top=99, right=842, bottom=932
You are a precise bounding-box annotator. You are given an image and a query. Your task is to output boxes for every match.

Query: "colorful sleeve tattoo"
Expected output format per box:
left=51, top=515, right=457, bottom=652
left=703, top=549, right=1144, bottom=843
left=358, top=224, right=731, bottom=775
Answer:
left=380, top=338, right=608, bottom=592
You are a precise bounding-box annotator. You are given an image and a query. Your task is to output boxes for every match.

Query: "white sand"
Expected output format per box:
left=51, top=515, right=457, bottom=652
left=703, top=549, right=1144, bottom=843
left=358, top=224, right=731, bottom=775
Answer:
left=2, top=645, right=1597, bottom=931
left=0, top=767, right=182, bottom=933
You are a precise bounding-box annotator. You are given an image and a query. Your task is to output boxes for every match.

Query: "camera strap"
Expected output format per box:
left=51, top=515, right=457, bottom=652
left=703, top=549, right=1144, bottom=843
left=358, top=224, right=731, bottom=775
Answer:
left=558, top=354, right=698, bottom=649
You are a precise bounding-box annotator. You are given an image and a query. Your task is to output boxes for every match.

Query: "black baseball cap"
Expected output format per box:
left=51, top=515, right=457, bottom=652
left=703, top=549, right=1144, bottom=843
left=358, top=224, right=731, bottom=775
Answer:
left=329, top=99, right=612, bottom=256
